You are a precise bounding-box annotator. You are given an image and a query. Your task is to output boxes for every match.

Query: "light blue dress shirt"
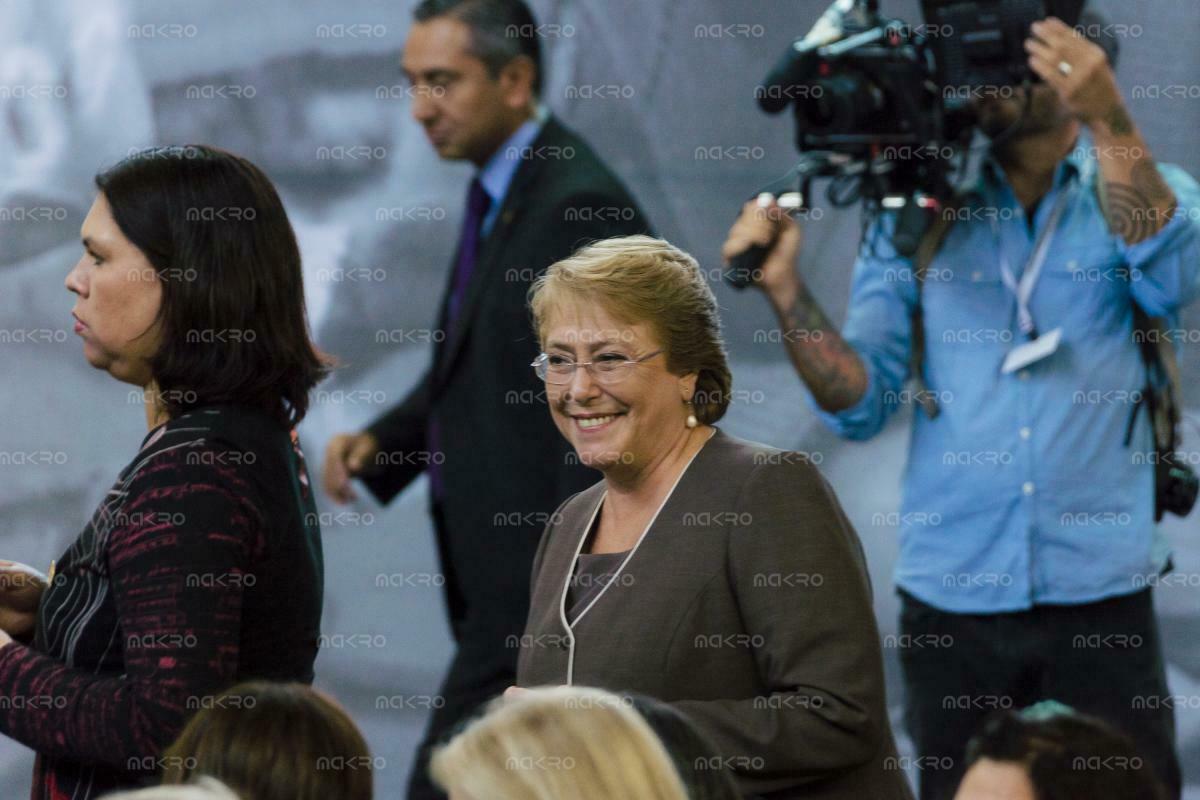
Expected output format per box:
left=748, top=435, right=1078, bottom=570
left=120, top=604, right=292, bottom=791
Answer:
left=476, top=107, right=547, bottom=236
left=815, top=135, right=1200, bottom=612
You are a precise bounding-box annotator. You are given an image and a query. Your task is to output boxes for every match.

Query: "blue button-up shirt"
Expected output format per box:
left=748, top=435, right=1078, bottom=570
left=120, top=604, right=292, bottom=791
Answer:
left=477, top=107, right=547, bottom=236
left=816, top=135, right=1200, bottom=612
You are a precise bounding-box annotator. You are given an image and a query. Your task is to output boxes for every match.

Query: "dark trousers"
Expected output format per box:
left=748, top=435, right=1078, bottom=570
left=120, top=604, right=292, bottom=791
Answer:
left=404, top=649, right=511, bottom=800
left=406, top=504, right=522, bottom=800
left=898, top=588, right=1181, bottom=800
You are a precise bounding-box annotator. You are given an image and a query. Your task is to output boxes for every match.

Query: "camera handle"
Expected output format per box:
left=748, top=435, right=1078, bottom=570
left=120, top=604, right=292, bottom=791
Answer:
left=723, top=153, right=836, bottom=290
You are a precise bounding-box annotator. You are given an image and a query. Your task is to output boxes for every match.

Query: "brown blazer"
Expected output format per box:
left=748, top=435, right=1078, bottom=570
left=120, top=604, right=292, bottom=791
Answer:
left=517, top=428, right=913, bottom=800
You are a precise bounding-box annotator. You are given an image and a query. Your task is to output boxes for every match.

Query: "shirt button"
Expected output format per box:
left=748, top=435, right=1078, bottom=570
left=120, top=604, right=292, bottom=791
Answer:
left=1020, top=427, right=1031, bottom=440
left=1018, top=370, right=1030, bottom=381
left=1022, top=482, right=1035, bottom=496
left=971, top=270, right=983, bottom=281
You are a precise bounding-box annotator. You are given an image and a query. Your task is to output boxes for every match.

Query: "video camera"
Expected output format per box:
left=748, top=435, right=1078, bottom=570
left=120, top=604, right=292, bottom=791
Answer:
left=725, top=0, right=1087, bottom=287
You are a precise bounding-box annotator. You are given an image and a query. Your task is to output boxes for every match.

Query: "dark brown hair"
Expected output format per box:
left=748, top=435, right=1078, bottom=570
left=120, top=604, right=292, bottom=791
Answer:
left=162, top=682, right=372, bottom=800
left=964, top=703, right=1166, bottom=800
left=95, top=145, right=329, bottom=427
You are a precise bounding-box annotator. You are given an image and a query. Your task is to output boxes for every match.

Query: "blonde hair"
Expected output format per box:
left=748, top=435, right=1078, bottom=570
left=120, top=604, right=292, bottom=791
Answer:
left=529, top=235, right=732, bottom=424
left=430, top=686, right=690, bottom=800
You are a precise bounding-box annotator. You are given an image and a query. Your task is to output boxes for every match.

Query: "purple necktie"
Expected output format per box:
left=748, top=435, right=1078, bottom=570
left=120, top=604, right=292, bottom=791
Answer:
left=429, top=177, right=491, bottom=500
left=445, top=177, right=492, bottom=327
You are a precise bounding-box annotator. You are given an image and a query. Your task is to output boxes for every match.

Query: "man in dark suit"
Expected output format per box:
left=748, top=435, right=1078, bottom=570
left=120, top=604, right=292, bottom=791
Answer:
left=321, top=1, right=650, bottom=797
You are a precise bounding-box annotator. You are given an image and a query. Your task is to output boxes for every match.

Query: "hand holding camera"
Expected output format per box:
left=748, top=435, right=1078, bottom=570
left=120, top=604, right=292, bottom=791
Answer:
left=722, top=196, right=805, bottom=312
left=1024, top=17, right=1123, bottom=130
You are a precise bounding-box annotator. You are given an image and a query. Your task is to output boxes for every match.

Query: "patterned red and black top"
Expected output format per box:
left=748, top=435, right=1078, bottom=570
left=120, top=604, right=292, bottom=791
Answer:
left=0, top=405, right=324, bottom=800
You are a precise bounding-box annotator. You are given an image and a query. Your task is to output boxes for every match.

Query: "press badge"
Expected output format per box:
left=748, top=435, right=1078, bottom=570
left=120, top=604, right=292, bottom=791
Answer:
left=992, top=164, right=1089, bottom=379
left=1001, top=327, right=1062, bottom=374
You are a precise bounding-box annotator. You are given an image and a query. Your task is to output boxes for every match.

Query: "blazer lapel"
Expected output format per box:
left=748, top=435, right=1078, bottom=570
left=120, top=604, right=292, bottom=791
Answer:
left=563, top=429, right=720, bottom=630
left=558, top=490, right=605, bottom=632
left=528, top=480, right=605, bottom=651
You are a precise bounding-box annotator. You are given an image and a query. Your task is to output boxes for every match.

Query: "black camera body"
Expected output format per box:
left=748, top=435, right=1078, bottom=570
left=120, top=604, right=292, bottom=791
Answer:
left=760, top=15, right=942, bottom=154
left=727, top=0, right=1086, bottom=289
left=1158, top=455, right=1199, bottom=521
left=923, top=0, right=1060, bottom=102
left=758, top=0, right=1088, bottom=156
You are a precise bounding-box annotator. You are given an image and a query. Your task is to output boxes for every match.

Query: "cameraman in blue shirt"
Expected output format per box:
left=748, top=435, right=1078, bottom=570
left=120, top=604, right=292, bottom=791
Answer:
left=724, top=16, right=1199, bottom=800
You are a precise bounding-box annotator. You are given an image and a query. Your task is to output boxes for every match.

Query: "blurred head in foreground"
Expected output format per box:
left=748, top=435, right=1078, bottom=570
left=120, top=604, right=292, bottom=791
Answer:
left=954, top=701, right=1165, bottom=800
left=430, top=685, right=689, bottom=800
left=161, top=681, right=373, bottom=800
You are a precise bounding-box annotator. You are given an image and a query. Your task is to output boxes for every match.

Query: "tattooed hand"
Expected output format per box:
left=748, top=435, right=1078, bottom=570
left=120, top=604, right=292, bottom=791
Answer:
left=1024, top=17, right=1126, bottom=133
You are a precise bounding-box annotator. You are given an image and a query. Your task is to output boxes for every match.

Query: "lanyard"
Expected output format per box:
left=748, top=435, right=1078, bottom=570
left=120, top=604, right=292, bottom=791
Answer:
left=991, top=160, right=1093, bottom=339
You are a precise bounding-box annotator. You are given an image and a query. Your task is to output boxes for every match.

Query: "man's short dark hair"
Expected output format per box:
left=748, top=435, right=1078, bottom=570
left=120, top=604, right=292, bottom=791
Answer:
left=413, top=0, right=543, bottom=95
left=96, top=145, right=330, bottom=427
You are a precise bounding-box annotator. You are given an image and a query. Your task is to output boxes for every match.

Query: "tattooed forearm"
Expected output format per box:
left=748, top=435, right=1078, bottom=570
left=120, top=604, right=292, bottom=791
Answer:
left=1091, top=100, right=1177, bottom=244
left=1104, top=104, right=1135, bottom=137
left=1131, top=160, right=1175, bottom=205
left=776, top=283, right=868, bottom=412
left=1102, top=182, right=1156, bottom=244
left=1100, top=161, right=1176, bottom=245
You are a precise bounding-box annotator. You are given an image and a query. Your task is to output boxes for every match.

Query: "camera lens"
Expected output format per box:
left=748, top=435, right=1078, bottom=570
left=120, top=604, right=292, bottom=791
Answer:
left=799, top=74, right=885, bottom=134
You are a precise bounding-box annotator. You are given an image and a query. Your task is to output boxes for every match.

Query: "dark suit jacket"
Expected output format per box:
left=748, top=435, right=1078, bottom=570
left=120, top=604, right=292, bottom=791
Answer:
left=362, top=116, right=652, bottom=679
left=517, top=429, right=913, bottom=800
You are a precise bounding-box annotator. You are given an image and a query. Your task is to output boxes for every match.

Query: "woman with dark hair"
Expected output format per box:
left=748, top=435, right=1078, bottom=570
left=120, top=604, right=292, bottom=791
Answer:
left=162, top=682, right=373, bottom=800
left=0, top=145, right=329, bottom=800
left=955, top=701, right=1167, bottom=800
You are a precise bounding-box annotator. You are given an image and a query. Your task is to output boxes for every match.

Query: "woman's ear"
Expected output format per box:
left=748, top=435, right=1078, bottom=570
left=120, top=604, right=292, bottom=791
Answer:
left=680, top=372, right=699, bottom=401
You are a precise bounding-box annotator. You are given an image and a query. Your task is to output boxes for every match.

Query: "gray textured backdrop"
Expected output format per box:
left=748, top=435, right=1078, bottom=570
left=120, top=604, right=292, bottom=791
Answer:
left=1, top=0, right=1197, bottom=797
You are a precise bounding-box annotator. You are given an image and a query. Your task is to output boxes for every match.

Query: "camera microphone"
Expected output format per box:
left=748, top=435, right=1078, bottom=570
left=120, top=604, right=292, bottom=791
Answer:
left=758, top=0, right=879, bottom=114
left=757, top=45, right=810, bottom=115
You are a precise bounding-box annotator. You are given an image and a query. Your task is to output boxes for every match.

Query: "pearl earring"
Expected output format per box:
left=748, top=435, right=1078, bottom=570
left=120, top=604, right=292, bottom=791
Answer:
left=685, top=400, right=698, bottom=429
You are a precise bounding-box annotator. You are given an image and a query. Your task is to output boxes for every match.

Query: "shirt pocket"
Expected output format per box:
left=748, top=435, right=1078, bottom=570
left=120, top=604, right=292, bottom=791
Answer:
left=1036, top=242, right=1131, bottom=334
left=920, top=253, right=1013, bottom=357
left=916, top=251, right=1013, bottom=426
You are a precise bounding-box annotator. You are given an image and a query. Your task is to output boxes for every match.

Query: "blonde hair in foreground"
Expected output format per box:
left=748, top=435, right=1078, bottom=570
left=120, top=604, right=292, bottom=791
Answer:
left=430, top=686, right=690, bottom=800
left=529, top=235, right=733, bottom=425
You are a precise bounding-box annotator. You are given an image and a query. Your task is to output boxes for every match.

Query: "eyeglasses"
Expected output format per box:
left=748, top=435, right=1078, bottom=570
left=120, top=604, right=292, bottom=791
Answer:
left=532, top=349, right=662, bottom=385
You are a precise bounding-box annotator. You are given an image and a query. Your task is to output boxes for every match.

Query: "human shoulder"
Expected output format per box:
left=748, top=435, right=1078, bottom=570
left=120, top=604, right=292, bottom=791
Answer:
left=552, top=479, right=607, bottom=532
left=122, top=405, right=287, bottom=500
left=529, top=118, right=640, bottom=208
left=698, top=428, right=825, bottom=491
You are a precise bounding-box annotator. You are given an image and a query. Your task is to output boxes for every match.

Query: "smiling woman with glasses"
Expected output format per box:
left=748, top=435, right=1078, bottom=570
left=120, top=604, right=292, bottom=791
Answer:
left=513, top=235, right=913, bottom=800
